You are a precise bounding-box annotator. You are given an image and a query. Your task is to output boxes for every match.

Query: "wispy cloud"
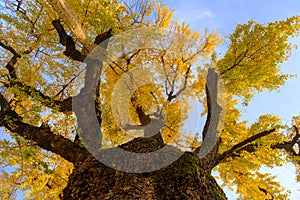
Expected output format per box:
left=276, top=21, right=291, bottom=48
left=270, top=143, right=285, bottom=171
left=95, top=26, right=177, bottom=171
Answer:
left=192, top=10, right=214, bottom=21
left=173, top=8, right=215, bottom=28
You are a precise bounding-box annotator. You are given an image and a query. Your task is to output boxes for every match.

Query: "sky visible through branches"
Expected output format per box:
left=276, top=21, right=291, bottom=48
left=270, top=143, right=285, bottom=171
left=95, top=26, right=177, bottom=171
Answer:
left=166, top=0, right=300, bottom=199
left=0, top=0, right=300, bottom=199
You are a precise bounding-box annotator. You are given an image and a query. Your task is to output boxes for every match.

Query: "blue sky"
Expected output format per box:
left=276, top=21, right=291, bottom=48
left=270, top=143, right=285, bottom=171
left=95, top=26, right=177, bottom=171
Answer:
left=1, top=0, right=300, bottom=199
left=166, top=0, right=300, bottom=199
left=166, top=0, right=300, bottom=124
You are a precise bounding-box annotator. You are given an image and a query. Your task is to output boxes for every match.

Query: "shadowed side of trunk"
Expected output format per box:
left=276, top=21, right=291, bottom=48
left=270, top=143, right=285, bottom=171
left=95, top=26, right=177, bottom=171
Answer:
left=62, top=138, right=227, bottom=200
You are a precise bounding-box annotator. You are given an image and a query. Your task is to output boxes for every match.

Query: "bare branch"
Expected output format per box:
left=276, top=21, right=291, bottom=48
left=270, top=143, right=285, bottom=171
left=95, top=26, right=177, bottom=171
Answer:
left=170, top=65, right=191, bottom=101
left=54, top=70, right=84, bottom=98
left=219, top=126, right=300, bottom=163
left=160, top=52, right=172, bottom=95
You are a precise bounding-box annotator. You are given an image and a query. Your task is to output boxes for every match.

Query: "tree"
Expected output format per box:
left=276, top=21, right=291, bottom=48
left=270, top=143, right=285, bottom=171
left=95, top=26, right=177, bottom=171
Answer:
left=0, top=0, right=299, bottom=199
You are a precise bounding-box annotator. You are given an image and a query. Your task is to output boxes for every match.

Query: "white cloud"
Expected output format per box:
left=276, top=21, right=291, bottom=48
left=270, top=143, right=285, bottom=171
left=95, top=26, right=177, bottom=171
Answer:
left=173, top=8, right=215, bottom=27
left=193, top=10, right=214, bottom=21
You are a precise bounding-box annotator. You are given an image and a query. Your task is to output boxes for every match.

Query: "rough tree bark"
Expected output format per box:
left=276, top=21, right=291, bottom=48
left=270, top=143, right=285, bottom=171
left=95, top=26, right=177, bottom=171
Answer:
left=0, top=1, right=227, bottom=198
left=0, top=92, right=227, bottom=199
left=2, top=1, right=287, bottom=199
left=62, top=142, right=227, bottom=200
left=0, top=28, right=228, bottom=199
left=41, top=2, right=228, bottom=198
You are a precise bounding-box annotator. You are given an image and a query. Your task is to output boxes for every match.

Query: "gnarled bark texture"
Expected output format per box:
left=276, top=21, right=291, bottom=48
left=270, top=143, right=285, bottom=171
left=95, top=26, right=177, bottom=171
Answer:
left=62, top=138, right=227, bottom=200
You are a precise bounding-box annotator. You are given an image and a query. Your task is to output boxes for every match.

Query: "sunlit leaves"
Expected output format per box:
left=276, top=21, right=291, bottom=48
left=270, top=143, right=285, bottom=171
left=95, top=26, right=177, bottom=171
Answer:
left=218, top=16, right=300, bottom=104
left=0, top=0, right=300, bottom=199
left=99, top=14, right=220, bottom=146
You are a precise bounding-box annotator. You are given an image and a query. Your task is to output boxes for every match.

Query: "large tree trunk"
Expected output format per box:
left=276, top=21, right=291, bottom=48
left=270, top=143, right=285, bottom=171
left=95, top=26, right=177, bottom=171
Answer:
left=62, top=137, right=227, bottom=200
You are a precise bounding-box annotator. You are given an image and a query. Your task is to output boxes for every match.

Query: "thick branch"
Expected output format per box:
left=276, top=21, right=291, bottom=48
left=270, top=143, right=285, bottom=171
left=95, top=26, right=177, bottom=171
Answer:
left=10, top=80, right=72, bottom=113
left=129, top=96, right=151, bottom=126
left=202, top=83, right=212, bottom=140
left=216, top=128, right=276, bottom=164
left=136, top=106, right=151, bottom=126
left=291, top=125, right=300, bottom=145
left=0, top=93, right=11, bottom=113
left=0, top=41, right=20, bottom=79
left=94, top=29, right=113, bottom=45
left=194, top=68, right=222, bottom=171
left=272, top=126, right=300, bottom=156
left=0, top=93, right=89, bottom=164
left=0, top=41, right=19, bottom=55
left=52, top=19, right=85, bottom=62
left=201, top=68, right=221, bottom=140
left=47, top=0, right=93, bottom=51
left=217, top=126, right=300, bottom=164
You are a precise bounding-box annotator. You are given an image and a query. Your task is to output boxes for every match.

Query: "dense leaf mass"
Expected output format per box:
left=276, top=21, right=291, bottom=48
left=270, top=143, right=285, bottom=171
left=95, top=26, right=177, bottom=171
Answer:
left=0, top=0, right=299, bottom=199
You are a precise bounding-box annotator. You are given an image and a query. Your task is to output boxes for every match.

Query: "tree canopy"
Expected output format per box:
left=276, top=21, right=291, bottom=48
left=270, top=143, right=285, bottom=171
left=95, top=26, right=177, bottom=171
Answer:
left=0, top=0, right=300, bottom=199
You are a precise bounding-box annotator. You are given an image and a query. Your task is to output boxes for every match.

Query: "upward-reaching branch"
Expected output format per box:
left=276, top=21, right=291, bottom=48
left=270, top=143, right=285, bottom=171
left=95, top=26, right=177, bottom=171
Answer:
left=47, top=0, right=94, bottom=51
left=272, top=126, right=300, bottom=156
left=202, top=82, right=212, bottom=140
left=52, top=19, right=86, bottom=62
left=0, top=41, right=20, bottom=80
left=201, top=68, right=222, bottom=140
left=195, top=68, right=222, bottom=171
